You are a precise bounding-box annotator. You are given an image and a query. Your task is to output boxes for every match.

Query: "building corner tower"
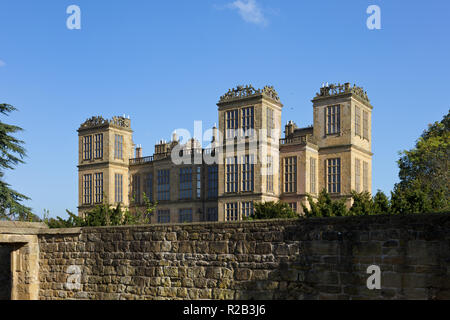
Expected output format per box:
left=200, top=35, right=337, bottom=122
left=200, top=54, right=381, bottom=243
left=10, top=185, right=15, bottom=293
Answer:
left=77, top=116, right=133, bottom=216
left=312, top=83, right=373, bottom=206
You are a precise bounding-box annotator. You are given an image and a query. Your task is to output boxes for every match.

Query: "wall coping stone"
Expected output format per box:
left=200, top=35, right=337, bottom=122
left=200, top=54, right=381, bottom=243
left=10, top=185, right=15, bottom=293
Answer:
left=1, top=213, right=448, bottom=236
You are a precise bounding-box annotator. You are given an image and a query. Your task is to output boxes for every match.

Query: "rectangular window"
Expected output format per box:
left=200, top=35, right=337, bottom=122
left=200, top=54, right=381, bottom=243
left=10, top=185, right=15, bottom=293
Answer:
left=83, top=174, right=92, bottom=204
left=363, top=161, right=369, bottom=192
left=242, top=107, right=254, bottom=136
left=206, top=207, right=218, bottom=222
left=132, top=174, right=141, bottom=204
left=284, top=157, right=297, bottom=193
left=94, top=173, right=103, bottom=203
left=157, top=169, right=170, bottom=201
left=267, top=108, right=274, bottom=137
left=288, top=202, right=297, bottom=213
left=179, top=209, right=193, bottom=223
left=225, top=203, right=239, bottom=221
left=355, top=159, right=361, bottom=192
left=226, top=157, right=238, bottom=193
left=226, top=109, right=239, bottom=139
left=207, top=166, right=218, bottom=199
left=94, top=134, right=103, bottom=159
left=266, top=156, right=273, bottom=193
left=196, top=167, right=201, bottom=199
left=363, top=110, right=369, bottom=140
left=83, top=136, right=92, bottom=160
left=327, top=158, right=341, bottom=194
left=310, top=158, right=316, bottom=194
left=242, top=202, right=254, bottom=218
left=326, top=105, right=340, bottom=135
left=114, top=134, right=123, bottom=160
left=157, top=210, right=170, bottom=224
left=145, top=173, right=153, bottom=202
left=179, top=167, right=193, bottom=200
left=115, top=173, right=123, bottom=203
left=241, top=155, right=254, bottom=192
left=355, top=106, right=361, bottom=137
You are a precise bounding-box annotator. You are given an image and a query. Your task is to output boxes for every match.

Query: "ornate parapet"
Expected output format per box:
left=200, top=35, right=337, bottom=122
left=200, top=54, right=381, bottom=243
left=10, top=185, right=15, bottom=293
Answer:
left=219, top=85, right=280, bottom=103
left=314, top=82, right=370, bottom=103
left=79, top=115, right=131, bottom=131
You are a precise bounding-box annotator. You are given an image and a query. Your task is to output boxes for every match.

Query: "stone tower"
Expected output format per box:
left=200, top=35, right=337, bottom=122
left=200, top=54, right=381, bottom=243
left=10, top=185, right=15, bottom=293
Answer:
left=312, top=83, right=373, bottom=203
left=77, top=116, right=133, bottom=215
left=216, top=85, right=283, bottom=221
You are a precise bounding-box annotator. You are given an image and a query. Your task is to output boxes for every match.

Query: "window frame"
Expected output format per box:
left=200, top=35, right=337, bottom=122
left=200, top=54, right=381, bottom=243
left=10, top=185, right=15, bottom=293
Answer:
left=115, top=173, right=123, bottom=203
left=226, top=157, right=238, bottom=193
left=284, top=156, right=297, bottom=193
left=83, top=135, right=92, bottom=160
left=94, top=133, right=103, bottom=159
left=157, top=169, right=170, bottom=201
left=83, top=174, right=92, bottom=204
left=94, top=172, right=104, bottom=204
left=327, top=158, right=341, bottom=194
left=179, top=167, right=193, bottom=200
left=326, top=105, right=341, bottom=135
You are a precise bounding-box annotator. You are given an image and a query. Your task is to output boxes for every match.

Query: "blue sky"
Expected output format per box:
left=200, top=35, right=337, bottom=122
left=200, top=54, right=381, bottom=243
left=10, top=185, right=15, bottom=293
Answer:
left=0, top=0, right=449, bottom=218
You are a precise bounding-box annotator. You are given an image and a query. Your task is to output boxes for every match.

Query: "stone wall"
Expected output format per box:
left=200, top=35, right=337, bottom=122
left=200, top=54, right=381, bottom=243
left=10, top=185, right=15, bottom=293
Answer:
left=36, top=214, right=450, bottom=300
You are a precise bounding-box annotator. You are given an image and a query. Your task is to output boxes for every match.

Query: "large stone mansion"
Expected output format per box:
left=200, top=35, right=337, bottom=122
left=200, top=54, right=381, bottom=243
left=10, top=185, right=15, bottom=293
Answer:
left=77, top=83, right=373, bottom=223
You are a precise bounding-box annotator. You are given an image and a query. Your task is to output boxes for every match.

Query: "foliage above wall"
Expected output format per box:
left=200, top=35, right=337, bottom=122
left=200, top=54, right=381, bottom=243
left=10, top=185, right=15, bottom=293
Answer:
left=0, top=104, right=32, bottom=221
left=43, top=194, right=156, bottom=228
left=247, top=201, right=297, bottom=220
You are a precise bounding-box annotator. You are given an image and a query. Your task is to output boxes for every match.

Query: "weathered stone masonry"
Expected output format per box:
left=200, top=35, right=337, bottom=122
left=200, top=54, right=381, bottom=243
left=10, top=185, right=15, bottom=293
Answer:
left=2, top=214, right=450, bottom=300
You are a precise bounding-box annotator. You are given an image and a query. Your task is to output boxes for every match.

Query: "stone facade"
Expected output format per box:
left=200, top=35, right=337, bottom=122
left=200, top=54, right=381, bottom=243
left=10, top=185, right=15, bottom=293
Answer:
left=77, top=83, right=373, bottom=221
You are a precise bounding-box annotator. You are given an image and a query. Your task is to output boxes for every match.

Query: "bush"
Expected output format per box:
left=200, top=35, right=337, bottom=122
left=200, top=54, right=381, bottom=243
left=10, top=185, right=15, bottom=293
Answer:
left=44, top=193, right=156, bottom=228
left=249, top=201, right=297, bottom=220
left=302, top=189, right=348, bottom=217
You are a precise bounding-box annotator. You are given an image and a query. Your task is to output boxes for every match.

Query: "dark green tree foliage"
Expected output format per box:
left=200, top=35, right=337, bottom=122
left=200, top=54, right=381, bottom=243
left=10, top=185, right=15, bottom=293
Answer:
left=390, top=181, right=440, bottom=214
left=302, top=189, right=348, bottom=217
left=349, top=191, right=374, bottom=216
left=372, top=190, right=390, bottom=215
left=0, top=104, right=32, bottom=221
left=46, top=193, right=156, bottom=228
left=392, top=110, right=449, bottom=213
left=250, top=201, right=297, bottom=220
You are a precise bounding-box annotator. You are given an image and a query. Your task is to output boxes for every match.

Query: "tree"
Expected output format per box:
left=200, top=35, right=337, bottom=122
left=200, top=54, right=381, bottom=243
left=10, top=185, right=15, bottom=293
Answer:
left=44, top=193, right=157, bottom=228
left=0, top=104, right=32, bottom=220
left=393, top=110, right=449, bottom=213
left=302, top=189, right=348, bottom=217
left=249, top=201, right=297, bottom=220
left=349, top=191, right=374, bottom=216
left=372, top=190, right=390, bottom=215
left=390, top=181, right=437, bottom=214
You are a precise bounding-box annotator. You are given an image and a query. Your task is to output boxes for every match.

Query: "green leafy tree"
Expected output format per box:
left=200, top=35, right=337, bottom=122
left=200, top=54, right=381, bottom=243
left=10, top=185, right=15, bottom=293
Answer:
left=249, top=201, right=297, bottom=220
left=302, top=189, right=348, bottom=217
left=45, top=193, right=157, bottom=228
left=372, top=190, right=390, bottom=215
left=393, top=110, right=449, bottom=213
left=390, top=181, right=437, bottom=214
left=349, top=191, right=374, bottom=216
left=0, top=104, right=32, bottom=221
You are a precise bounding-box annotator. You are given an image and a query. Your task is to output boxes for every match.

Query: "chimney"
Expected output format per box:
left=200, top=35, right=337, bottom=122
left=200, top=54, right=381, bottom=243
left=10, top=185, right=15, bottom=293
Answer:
left=285, top=121, right=296, bottom=138
left=135, top=144, right=142, bottom=158
left=212, top=124, right=218, bottom=143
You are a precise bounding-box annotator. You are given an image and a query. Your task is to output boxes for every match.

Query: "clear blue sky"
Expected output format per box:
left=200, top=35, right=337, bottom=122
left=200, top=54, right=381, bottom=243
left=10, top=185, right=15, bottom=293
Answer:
left=0, top=0, right=448, bottom=218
